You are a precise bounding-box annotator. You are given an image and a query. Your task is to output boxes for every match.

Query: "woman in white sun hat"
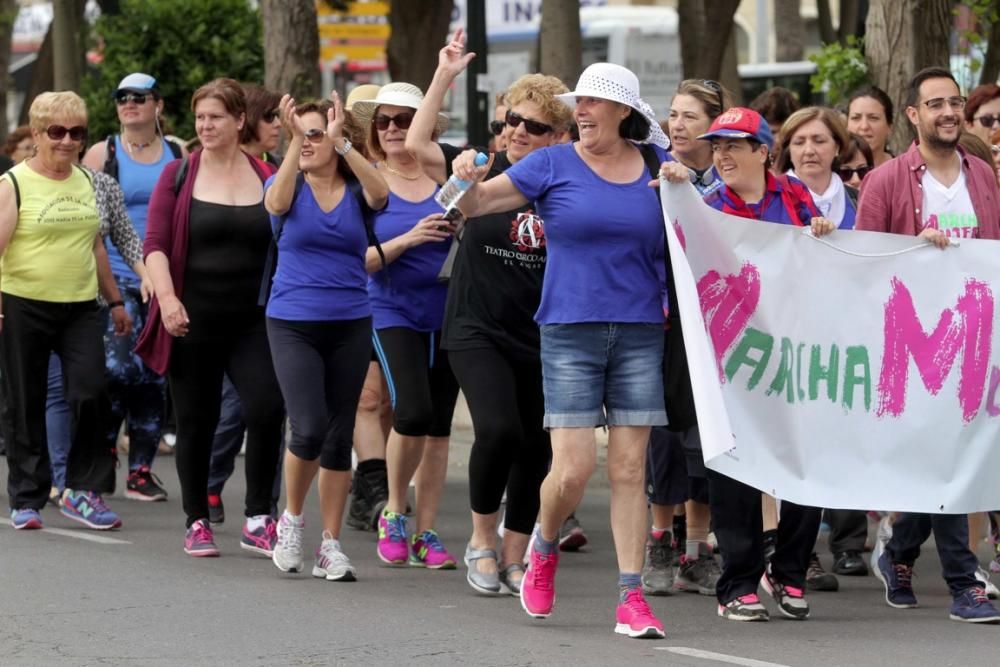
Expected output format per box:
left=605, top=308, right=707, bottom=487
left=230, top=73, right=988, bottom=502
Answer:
left=454, top=62, right=670, bottom=639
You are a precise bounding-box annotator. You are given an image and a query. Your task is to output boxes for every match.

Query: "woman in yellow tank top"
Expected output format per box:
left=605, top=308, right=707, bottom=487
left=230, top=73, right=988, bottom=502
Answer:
left=0, top=91, right=124, bottom=531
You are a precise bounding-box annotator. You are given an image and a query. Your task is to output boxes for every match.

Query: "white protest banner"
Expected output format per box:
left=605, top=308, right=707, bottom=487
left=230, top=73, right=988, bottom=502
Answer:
left=660, top=179, right=1000, bottom=513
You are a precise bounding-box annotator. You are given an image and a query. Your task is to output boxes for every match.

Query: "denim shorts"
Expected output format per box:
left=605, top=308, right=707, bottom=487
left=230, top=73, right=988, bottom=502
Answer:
left=539, top=322, right=667, bottom=429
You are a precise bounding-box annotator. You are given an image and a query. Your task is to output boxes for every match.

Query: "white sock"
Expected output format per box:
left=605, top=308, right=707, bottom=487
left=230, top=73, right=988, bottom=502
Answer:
left=282, top=510, right=304, bottom=525
left=686, top=540, right=704, bottom=560
left=246, top=514, right=269, bottom=531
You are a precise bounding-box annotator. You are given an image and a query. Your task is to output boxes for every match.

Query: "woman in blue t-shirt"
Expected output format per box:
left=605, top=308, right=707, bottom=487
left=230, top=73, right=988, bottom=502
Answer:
left=266, top=94, right=388, bottom=580
left=456, top=62, right=671, bottom=639
left=351, top=82, right=462, bottom=571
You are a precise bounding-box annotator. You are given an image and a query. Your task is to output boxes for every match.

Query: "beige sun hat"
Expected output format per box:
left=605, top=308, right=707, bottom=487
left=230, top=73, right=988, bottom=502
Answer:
left=345, top=84, right=380, bottom=112
left=557, top=62, right=669, bottom=149
left=351, top=82, right=450, bottom=135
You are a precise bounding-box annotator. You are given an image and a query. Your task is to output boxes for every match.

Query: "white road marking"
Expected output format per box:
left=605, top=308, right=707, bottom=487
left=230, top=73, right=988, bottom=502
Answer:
left=43, top=528, right=131, bottom=545
left=656, top=647, right=791, bottom=667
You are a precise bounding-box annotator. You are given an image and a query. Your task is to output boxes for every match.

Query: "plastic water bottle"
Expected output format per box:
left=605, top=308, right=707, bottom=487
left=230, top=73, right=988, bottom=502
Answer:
left=435, top=152, right=489, bottom=221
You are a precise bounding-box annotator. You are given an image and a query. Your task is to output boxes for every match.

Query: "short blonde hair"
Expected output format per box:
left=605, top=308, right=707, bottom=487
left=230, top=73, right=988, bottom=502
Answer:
left=504, top=74, right=572, bottom=131
left=29, top=91, right=87, bottom=132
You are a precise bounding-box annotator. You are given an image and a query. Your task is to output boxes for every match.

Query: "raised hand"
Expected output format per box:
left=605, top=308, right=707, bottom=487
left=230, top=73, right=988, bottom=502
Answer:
left=438, top=27, right=476, bottom=79
left=326, top=90, right=346, bottom=142
left=278, top=94, right=306, bottom=140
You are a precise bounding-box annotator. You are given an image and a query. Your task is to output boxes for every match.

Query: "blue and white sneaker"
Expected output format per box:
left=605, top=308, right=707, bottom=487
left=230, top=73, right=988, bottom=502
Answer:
left=950, top=587, right=1000, bottom=623
left=60, top=490, right=122, bottom=530
left=10, top=508, right=43, bottom=530
left=874, top=551, right=917, bottom=608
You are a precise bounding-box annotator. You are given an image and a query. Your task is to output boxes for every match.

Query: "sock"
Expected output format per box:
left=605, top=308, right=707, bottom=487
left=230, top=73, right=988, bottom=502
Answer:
left=356, top=458, right=386, bottom=475
left=618, top=571, right=642, bottom=601
left=650, top=526, right=670, bottom=541
left=533, top=532, right=558, bottom=555
left=246, top=514, right=268, bottom=531
left=282, top=510, right=304, bottom=525
left=686, top=539, right=706, bottom=560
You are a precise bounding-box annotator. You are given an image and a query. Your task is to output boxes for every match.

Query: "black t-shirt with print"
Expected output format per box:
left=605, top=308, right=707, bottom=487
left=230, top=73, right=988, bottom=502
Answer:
left=439, top=144, right=545, bottom=361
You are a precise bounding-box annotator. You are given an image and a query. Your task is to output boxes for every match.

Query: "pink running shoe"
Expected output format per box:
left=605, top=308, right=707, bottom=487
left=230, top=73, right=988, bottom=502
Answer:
left=185, top=518, right=220, bottom=557
left=240, top=515, right=277, bottom=557
left=377, top=510, right=409, bottom=565
left=615, top=588, right=666, bottom=638
left=520, top=546, right=559, bottom=618
left=409, top=529, right=457, bottom=569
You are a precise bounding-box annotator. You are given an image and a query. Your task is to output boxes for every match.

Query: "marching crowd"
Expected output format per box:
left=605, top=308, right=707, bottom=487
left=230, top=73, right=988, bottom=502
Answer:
left=3, top=28, right=1000, bottom=639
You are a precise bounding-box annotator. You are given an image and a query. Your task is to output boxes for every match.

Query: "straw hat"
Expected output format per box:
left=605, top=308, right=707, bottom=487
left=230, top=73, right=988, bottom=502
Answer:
left=351, top=82, right=450, bottom=136
left=557, top=63, right=669, bottom=149
left=345, top=84, right=380, bottom=112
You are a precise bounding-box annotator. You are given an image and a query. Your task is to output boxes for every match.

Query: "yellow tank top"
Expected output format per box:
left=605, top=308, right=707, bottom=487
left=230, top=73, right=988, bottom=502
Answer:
left=1, top=162, right=99, bottom=302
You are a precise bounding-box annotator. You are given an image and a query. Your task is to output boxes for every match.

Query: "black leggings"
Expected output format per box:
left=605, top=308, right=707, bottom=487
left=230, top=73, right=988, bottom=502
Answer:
left=267, top=317, right=371, bottom=470
left=372, top=327, right=458, bottom=437
left=449, top=346, right=551, bottom=535
left=169, top=319, right=284, bottom=526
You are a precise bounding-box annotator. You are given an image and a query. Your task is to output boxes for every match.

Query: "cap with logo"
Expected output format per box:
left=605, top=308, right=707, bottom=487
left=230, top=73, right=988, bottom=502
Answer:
left=697, top=107, right=774, bottom=149
left=115, top=73, right=159, bottom=97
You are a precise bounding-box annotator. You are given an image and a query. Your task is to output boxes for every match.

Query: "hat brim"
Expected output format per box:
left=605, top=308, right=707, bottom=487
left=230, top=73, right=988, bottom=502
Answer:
left=555, top=89, right=620, bottom=108
left=697, top=129, right=754, bottom=142
left=114, top=87, right=157, bottom=97
left=351, top=100, right=450, bottom=136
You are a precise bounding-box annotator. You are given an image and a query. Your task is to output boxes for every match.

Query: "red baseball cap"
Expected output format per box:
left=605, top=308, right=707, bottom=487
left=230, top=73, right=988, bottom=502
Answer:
left=697, top=107, right=774, bottom=149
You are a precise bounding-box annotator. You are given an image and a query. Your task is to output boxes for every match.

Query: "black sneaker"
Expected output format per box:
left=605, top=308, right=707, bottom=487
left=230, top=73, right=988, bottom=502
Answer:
left=347, top=466, right=388, bottom=531
left=833, top=550, right=869, bottom=576
left=806, top=552, right=839, bottom=592
left=125, top=466, right=168, bottom=502
left=207, top=493, right=225, bottom=524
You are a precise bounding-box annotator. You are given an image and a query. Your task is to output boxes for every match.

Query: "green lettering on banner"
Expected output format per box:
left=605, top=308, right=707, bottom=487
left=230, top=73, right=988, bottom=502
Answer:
left=724, top=327, right=774, bottom=390
left=765, top=337, right=796, bottom=404
left=842, top=345, right=872, bottom=412
left=796, top=343, right=806, bottom=401
left=809, top=344, right=840, bottom=402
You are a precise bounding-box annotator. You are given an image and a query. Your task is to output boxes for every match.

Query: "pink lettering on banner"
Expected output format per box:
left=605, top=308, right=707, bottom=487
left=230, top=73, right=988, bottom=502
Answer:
left=673, top=219, right=687, bottom=251
left=987, top=366, right=1000, bottom=418
left=697, top=262, right=761, bottom=381
left=877, top=277, right=994, bottom=423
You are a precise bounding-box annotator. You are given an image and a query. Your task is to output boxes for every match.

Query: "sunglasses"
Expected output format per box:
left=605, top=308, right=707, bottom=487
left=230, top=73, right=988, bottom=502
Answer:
left=46, top=125, right=87, bottom=142
left=115, top=93, right=149, bottom=106
left=505, top=109, right=553, bottom=136
left=303, top=128, right=326, bottom=141
left=262, top=108, right=280, bottom=123
left=702, top=80, right=726, bottom=115
left=489, top=120, right=506, bottom=136
left=976, top=113, right=1000, bottom=129
left=838, top=165, right=871, bottom=181
left=373, top=112, right=414, bottom=131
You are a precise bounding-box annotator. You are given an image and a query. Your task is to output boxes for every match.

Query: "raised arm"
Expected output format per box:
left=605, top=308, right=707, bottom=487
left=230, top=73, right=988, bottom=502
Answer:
left=406, top=28, right=476, bottom=184
left=327, top=91, right=388, bottom=210
left=264, top=94, right=304, bottom=217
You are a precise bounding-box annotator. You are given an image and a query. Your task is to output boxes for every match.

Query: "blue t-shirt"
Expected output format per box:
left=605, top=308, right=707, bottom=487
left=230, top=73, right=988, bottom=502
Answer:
left=505, top=142, right=667, bottom=325
left=368, top=190, right=449, bottom=332
left=264, top=175, right=371, bottom=321
left=110, top=135, right=175, bottom=278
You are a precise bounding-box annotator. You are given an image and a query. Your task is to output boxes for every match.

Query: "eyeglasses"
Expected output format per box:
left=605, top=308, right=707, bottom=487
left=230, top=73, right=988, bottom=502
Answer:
left=303, top=128, right=326, bottom=141
left=373, top=112, right=414, bottom=131
left=115, top=93, right=149, bottom=106
left=838, top=165, right=871, bottom=181
left=262, top=108, right=280, bottom=123
left=489, top=120, right=505, bottom=136
left=992, top=144, right=1000, bottom=155
left=919, top=96, right=966, bottom=112
left=45, top=125, right=87, bottom=142
left=975, top=113, right=1000, bottom=129
left=505, top=109, right=553, bottom=135
left=702, top=80, right=726, bottom=115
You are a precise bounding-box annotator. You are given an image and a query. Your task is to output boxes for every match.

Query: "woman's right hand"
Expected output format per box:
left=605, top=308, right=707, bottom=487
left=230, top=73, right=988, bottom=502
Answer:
left=404, top=214, right=456, bottom=248
left=452, top=149, right=490, bottom=183
left=159, top=295, right=190, bottom=337
left=657, top=161, right=691, bottom=185
left=278, top=94, right=306, bottom=141
left=437, top=28, right=476, bottom=80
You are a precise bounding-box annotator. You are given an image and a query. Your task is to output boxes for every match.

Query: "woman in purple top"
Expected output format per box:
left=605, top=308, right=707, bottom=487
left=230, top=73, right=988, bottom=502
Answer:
left=351, top=83, right=462, bottom=570
left=456, top=62, right=671, bottom=638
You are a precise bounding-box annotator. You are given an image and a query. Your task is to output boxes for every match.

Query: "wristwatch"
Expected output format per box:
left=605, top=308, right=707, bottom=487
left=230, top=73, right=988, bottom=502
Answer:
left=335, top=139, right=352, bottom=156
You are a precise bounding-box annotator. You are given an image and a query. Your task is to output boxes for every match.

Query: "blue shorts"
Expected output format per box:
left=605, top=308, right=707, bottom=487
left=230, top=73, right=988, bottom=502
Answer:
left=540, top=322, right=667, bottom=429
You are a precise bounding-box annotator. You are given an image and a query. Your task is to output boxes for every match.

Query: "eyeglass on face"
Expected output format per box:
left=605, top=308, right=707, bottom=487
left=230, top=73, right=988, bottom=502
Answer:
left=262, top=108, right=281, bottom=124
left=701, top=79, right=726, bottom=114
left=489, top=120, right=506, bottom=136
left=505, top=110, right=553, bottom=136
left=919, top=96, right=966, bottom=112
left=373, top=112, right=414, bottom=131
left=46, top=125, right=87, bottom=142
left=115, top=93, right=148, bottom=106
left=303, top=128, right=326, bottom=141
left=838, top=166, right=871, bottom=181
left=976, top=113, right=1000, bottom=129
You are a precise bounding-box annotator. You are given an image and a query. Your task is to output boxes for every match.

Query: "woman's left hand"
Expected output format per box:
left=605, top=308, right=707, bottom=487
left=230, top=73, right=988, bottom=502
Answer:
left=111, top=304, right=133, bottom=337
left=656, top=161, right=691, bottom=186
left=810, top=217, right=836, bottom=237
left=326, top=90, right=345, bottom=143
left=140, top=276, right=154, bottom=304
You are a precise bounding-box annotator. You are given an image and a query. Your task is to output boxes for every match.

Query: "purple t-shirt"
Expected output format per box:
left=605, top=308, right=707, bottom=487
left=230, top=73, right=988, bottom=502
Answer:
left=368, top=190, right=449, bottom=331
left=506, top=142, right=667, bottom=325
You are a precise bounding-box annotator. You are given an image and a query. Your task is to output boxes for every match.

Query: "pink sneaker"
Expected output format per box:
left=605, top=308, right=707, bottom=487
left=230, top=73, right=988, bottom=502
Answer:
left=240, top=515, right=277, bottom=557
left=520, top=546, right=559, bottom=618
left=615, top=588, right=666, bottom=638
left=185, top=518, right=220, bottom=557
left=409, top=529, right=457, bottom=569
left=377, top=510, right=409, bottom=565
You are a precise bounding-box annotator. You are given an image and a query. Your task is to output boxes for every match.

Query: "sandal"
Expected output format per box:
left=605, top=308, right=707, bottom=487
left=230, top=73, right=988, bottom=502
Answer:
left=464, top=544, right=502, bottom=595
left=499, top=562, right=526, bottom=597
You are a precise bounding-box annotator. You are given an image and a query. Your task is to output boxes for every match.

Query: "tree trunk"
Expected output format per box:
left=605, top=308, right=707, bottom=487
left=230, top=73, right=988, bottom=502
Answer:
left=677, top=0, right=706, bottom=79
left=817, top=0, right=836, bottom=45
left=20, top=26, right=53, bottom=125
left=837, top=0, right=861, bottom=44
left=262, top=0, right=320, bottom=100
left=678, top=0, right=740, bottom=80
left=539, top=0, right=582, bottom=87
left=700, top=0, right=741, bottom=81
left=0, top=0, right=16, bottom=139
left=720, top=27, right=743, bottom=106
left=52, top=0, right=82, bottom=91
left=774, top=0, right=805, bottom=62
left=912, top=0, right=951, bottom=73
left=979, top=13, right=1000, bottom=86
left=387, top=0, right=452, bottom=92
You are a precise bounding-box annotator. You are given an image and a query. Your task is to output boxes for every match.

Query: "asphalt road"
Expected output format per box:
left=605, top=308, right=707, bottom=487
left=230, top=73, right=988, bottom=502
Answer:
left=1, top=446, right=998, bottom=667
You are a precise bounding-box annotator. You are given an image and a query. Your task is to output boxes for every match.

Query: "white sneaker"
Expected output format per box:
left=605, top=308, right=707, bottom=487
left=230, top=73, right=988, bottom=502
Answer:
left=312, top=531, right=357, bottom=581
left=273, top=511, right=305, bottom=573
left=870, top=515, right=893, bottom=575
left=975, top=566, right=999, bottom=600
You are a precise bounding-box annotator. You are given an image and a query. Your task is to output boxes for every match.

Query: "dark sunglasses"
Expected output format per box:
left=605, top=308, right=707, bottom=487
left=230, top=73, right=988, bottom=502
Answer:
left=46, top=125, right=87, bottom=142
left=838, top=165, right=871, bottom=181
left=489, top=120, right=506, bottom=136
left=262, top=108, right=281, bottom=123
left=115, top=93, right=149, bottom=106
left=303, top=128, right=326, bottom=141
left=373, top=112, right=414, bottom=131
left=702, top=80, right=725, bottom=115
left=976, top=113, right=1000, bottom=129
left=505, top=109, right=553, bottom=136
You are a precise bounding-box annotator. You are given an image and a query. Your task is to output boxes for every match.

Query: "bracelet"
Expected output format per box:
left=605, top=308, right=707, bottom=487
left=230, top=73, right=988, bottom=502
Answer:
left=107, top=300, right=125, bottom=309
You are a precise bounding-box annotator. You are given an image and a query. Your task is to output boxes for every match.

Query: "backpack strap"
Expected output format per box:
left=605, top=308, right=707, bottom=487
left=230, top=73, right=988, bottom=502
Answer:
left=102, top=135, right=118, bottom=180
left=173, top=156, right=189, bottom=196
left=346, top=175, right=386, bottom=271
left=165, top=138, right=183, bottom=159
left=6, top=171, right=19, bottom=210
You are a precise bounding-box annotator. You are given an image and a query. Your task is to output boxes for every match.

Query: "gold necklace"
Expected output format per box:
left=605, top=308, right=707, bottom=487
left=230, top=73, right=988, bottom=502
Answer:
left=382, top=161, right=422, bottom=181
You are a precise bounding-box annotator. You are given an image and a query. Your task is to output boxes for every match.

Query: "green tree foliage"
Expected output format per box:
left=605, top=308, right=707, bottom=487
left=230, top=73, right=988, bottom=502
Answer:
left=808, top=37, right=869, bottom=108
left=82, top=0, right=263, bottom=141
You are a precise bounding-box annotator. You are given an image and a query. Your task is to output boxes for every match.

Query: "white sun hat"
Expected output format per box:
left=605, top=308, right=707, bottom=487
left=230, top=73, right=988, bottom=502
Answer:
left=557, top=62, right=669, bottom=149
left=351, top=82, right=450, bottom=136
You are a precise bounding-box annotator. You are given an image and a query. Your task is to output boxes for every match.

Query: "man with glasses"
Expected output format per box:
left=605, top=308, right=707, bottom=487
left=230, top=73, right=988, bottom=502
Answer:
left=856, top=67, right=1000, bottom=624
